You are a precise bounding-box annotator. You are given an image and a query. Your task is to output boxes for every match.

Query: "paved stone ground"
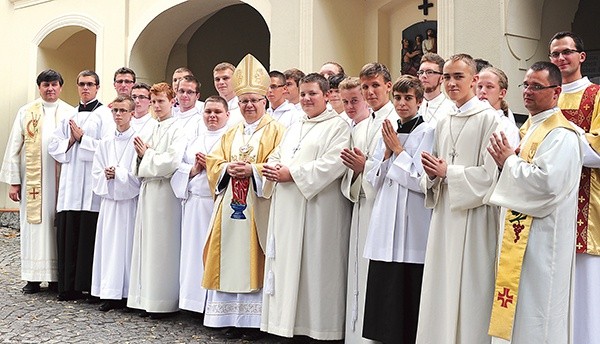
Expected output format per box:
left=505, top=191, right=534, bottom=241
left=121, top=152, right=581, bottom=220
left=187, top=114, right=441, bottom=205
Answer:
left=0, top=227, right=313, bottom=344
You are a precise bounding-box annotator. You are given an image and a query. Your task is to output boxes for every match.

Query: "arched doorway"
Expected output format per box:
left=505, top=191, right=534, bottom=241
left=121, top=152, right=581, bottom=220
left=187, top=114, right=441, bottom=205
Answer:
left=129, top=1, right=270, bottom=98
left=37, top=27, right=96, bottom=105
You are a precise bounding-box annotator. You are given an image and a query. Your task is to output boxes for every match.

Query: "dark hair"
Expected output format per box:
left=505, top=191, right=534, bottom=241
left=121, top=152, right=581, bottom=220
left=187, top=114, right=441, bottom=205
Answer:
left=132, top=82, right=151, bottom=92
left=77, top=70, right=100, bottom=86
left=300, top=73, right=330, bottom=93
left=322, top=61, right=345, bottom=75
left=328, top=73, right=347, bottom=89
left=269, top=70, right=286, bottom=85
left=283, top=68, right=305, bottom=86
left=36, top=69, right=64, bottom=86
left=179, top=75, right=201, bottom=94
left=474, top=58, right=492, bottom=74
left=204, top=95, right=229, bottom=111
left=114, top=67, right=136, bottom=82
left=529, top=61, right=562, bottom=86
left=393, top=75, right=424, bottom=102
left=359, top=62, right=392, bottom=83
left=112, top=95, right=135, bottom=111
left=550, top=31, right=584, bottom=51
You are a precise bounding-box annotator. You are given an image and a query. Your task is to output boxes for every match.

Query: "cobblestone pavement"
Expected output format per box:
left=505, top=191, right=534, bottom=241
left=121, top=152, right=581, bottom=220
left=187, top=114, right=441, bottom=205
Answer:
left=0, top=227, right=296, bottom=344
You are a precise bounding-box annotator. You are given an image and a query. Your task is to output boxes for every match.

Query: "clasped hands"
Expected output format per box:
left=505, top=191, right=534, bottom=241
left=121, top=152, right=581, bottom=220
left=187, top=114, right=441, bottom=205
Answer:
left=105, top=166, right=116, bottom=180
left=263, top=163, right=292, bottom=183
left=227, top=161, right=253, bottom=179
left=189, top=152, right=207, bottom=178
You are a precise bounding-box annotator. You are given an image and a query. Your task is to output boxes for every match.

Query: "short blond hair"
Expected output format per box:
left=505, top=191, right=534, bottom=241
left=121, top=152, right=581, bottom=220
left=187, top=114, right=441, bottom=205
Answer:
left=338, top=77, right=361, bottom=91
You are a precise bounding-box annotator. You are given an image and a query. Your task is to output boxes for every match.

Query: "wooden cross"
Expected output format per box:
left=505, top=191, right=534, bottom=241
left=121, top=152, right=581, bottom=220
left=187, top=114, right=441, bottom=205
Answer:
left=29, top=187, right=39, bottom=200
left=418, top=0, right=434, bottom=16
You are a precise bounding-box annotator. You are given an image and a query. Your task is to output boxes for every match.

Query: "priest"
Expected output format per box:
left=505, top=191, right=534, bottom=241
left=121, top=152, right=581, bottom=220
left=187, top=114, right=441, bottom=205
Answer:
left=0, top=69, right=74, bottom=294
left=486, top=61, right=580, bottom=343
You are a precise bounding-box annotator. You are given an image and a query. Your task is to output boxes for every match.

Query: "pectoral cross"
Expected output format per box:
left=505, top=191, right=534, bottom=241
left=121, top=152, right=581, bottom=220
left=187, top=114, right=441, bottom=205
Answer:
left=449, top=148, right=458, bottom=163
left=292, top=145, right=301, bottom=156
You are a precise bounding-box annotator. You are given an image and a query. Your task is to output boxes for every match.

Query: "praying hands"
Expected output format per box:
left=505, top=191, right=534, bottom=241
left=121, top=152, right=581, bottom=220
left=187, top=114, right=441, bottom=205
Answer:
left=381, top=119, right=403, bottom=159
left=421, top=151, right=447, bottom=179
left=133, top=136, right=149, bottom=159
left=190, top=152, right=206, bottom=178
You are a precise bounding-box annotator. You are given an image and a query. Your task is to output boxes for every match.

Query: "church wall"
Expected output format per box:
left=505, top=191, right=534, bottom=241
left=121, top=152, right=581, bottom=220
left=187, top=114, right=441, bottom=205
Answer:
left=311, top=0, right=366, bottom=76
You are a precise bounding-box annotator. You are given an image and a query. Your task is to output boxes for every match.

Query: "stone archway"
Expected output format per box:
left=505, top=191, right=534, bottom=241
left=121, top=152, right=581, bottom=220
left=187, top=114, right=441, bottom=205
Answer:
left=37, top=28, right=96, bottom=105
left=34, top=15, right=101, bottom=105
left=129, top=1, right=270, bottom=97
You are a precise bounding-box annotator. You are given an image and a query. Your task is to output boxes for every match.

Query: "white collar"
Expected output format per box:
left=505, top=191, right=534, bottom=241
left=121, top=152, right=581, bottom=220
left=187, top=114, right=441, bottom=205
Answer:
left=561, top=77, right=591, bottom=94
left=457, top=96, right=479, bottom=113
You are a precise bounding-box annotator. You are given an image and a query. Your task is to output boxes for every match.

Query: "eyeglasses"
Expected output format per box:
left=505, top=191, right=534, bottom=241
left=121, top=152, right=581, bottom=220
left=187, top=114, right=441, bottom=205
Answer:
left=548, top=49, right=580, bottom=59
left=111, top=108, right=131, bottom=114
left=269, top=84, right=286, bottom=90
left=177, top=89, right=197, bottom=95
left=115, top=79, right=134, bottom=84
left=416, top=69, right=443, bottom=77
left=239, top=98, right=264, bottom=105
left=131, top=95, right=149, bottom=100
left=77, top=82, right=96, bottom=88
left=518, top=83, right=559, bottom=91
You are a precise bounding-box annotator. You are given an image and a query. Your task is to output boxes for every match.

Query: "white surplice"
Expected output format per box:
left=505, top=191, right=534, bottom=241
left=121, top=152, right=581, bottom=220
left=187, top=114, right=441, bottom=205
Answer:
left=418, top=92, right=456, bottom=127
left=176, top=107, right=206, bottom=142
left=49, top=101, right=114, bottom=212
left=0, top=99, right=73, bottom=281
left=488, top=108, right=581, bottom=344
left=261, top=109, right=352, bottom=341
left=267, top=100, right=301, bottom=128
left=170, top=126, right=228, bottom=313
left=416, top=97, right=500, bottom=344
left=127, top=116, right=186, bottom=313
left=91, top=127, right=140, bottom=299
left=130, top=113, right=157, bottom=142
left=340, top=101, right=399, bottom=343
left=364, top=121, right=435, bottom=264
left=226, top=96, right=244, bottom=128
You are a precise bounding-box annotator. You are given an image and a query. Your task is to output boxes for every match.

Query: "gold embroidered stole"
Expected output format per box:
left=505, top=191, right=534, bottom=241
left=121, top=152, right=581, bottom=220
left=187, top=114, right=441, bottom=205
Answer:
left=489, top=111, right=575, bottom=340
left=560, top=85, right=600, bottom=254
left=23, top=102, right=44, bottom=224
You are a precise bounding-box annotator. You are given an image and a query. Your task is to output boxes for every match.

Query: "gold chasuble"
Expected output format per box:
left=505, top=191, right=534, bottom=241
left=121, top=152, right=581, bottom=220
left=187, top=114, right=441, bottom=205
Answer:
left=558, top=85, right=600, bottom=255
left=489, top=111, right=576, bottom=340
left=203, top=115, right=284, bottom=292
left=23, top=102, right=44, bottom=224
